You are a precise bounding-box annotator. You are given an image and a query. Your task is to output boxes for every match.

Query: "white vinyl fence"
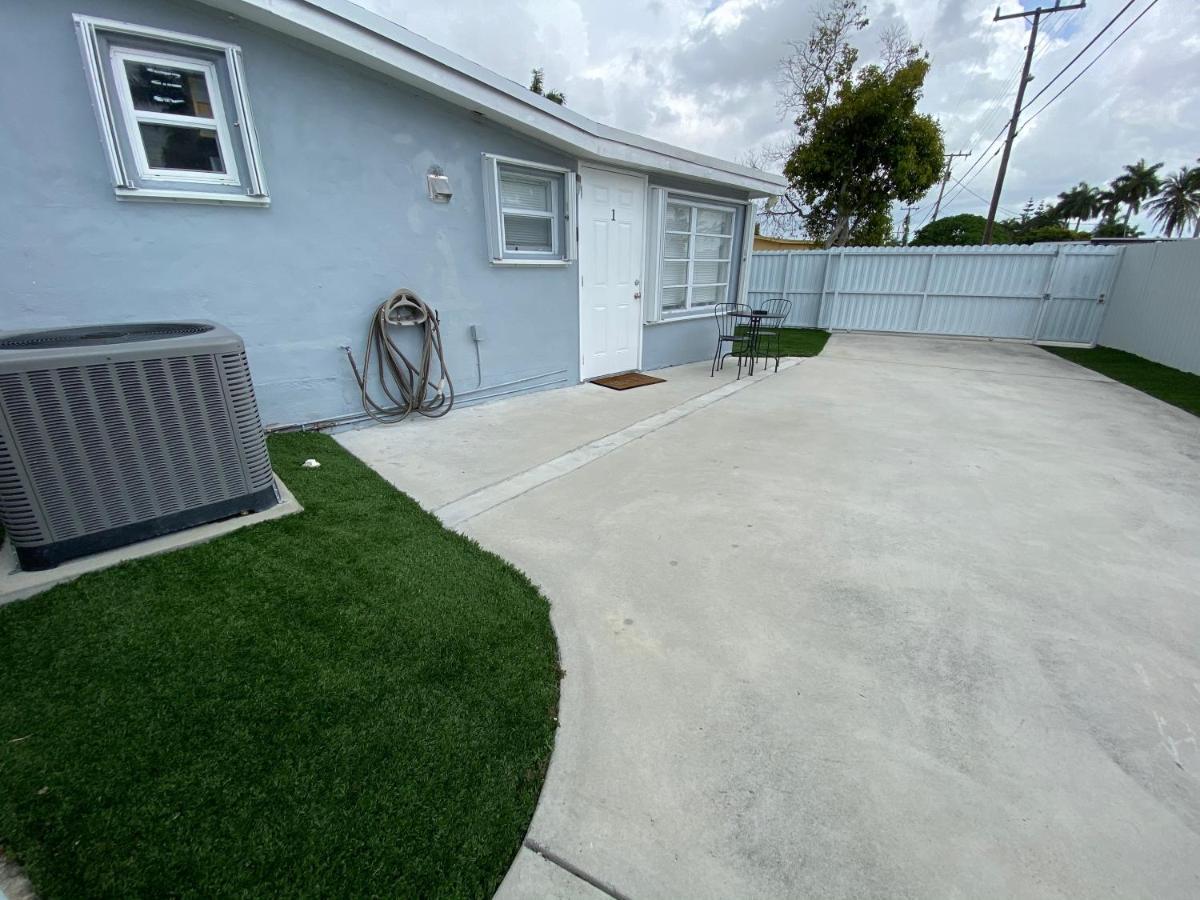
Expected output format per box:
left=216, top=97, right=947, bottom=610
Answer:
left=747, top=244, right=1123, bottom=345
left=1099, top=240, right=1200, bottom=375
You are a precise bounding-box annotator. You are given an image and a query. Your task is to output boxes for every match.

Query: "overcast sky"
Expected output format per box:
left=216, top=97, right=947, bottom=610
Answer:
left=355, top=0, right=1198, bottom=234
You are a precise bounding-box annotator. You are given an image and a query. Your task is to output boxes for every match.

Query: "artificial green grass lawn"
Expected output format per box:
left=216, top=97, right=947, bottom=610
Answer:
left=0, top=432, right=560, bottom=898
left=1045, top=345, right=1200, bottom=418
left=735, top=326, right=831, bottom=358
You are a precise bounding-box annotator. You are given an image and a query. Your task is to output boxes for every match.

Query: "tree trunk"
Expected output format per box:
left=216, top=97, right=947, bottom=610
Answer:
left=824, top=215, right=851, bottom=248
left=1122, top=206, right=1132, bottom=236
left=1193, top=216, right=1199, bottom=239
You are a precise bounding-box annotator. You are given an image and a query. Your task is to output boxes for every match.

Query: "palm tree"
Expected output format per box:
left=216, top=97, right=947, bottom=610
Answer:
left=1146, top=167, right=1200, bottom=237
left=1055, top=182, right=1103, bottom=231
left=1190, top=161, right=1200, bottom=238
left=1109, top=159, right=1164, bottom=233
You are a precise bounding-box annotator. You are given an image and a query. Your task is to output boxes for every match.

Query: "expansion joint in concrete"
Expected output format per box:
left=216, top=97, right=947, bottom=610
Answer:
left=433, top=359, right=800, bottom=530
left=523, top=839, right=634, bottom=900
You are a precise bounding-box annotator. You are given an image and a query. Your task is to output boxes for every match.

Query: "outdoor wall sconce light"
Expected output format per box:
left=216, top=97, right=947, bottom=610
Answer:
left=427, top=167, right=452, bottom=202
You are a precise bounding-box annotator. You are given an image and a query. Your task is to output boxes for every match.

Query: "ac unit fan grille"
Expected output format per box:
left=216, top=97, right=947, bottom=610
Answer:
left=0, top=352, right=267, bottom=542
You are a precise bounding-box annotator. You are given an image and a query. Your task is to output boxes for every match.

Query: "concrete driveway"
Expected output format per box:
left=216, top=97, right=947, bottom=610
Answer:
left=338, top=334, right=1200, bottom=899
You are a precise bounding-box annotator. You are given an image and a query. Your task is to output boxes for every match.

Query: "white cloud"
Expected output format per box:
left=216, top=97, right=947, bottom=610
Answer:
left=354, top=0, right=1199, bottom=233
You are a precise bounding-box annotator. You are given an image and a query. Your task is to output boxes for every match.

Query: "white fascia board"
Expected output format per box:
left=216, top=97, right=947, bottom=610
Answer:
left=194, top=0, right=788, bottom=197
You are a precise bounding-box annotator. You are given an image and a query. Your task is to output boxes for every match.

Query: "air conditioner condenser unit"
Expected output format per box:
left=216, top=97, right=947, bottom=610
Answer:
left=0, top=322, right=278, bottom=571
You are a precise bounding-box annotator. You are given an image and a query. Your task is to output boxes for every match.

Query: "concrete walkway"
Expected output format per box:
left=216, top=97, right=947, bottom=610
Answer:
left=338, top=334, right=1200, bottom=899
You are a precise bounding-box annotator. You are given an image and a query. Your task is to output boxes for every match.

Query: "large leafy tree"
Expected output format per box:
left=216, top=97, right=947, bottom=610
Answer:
left=784, top=57, right=944, bottom=246
left=1146, top=166, right=1200, bottom=237
left=1093, top=218, right=1144, bottom=239
left=1054, top=182, right=1103, bottom=232
left=911, top=213, right=1012, bottom=246
left=750, top=0, right=869, bottom=236
left=1109, top=158, right=1163, bottom=232
left=777, top=0, right=868, bottom=141
left=754, top=0, right=934, bottom=244
left=1012, top=225, right=1090, bottom=245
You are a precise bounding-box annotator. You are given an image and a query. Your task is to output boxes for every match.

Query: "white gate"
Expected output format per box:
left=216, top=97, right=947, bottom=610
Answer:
left=747, top=244, right=1122, bottom=345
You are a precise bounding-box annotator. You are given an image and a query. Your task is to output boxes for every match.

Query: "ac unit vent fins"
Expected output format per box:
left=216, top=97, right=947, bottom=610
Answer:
left=0, top=323, right=213, bottom=350
left=0, top=321, right=276, bottom=570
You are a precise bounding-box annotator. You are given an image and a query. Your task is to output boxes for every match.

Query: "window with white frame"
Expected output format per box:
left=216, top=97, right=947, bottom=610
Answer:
left=499, top=168, right=558, bottom=254
left=660, top=199, right=736, bottom=313
left=111, top=49, right=239, bottom=185
left=74, top=15, right=269, bottom=205
left=482, top=155, right=574, bottom=264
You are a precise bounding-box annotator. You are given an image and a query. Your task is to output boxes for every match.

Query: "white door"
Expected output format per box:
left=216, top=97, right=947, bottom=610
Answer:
left=579, top=166, right=646, bottom=380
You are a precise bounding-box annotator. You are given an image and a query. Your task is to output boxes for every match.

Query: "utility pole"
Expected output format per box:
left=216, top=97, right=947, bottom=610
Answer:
left=931, top=150, right=972, bottom=222
left=983, top=0, right=1085, bottom=244
left=900, top=204, right=918, bottom=245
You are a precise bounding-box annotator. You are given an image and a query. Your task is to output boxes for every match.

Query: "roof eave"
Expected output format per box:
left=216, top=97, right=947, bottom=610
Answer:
left=193, top=0, right=788, bottom=197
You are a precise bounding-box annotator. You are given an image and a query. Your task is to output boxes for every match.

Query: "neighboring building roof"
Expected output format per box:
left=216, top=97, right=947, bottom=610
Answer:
left=195, top=0, right=788, bottom=197
left=753, top=235, right=822, bottom=251
left=1087, top=237, right=1171, bottom=245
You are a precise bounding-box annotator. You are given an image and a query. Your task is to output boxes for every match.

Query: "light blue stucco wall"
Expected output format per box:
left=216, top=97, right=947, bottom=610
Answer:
left=2, top=0, right=585, bottom=427
left=1, top=0, right=752, bottom=426
left=643, top=317, right=718, bottom=371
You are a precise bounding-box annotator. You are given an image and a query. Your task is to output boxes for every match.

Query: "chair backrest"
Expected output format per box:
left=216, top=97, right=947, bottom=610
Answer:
left=761, top=297, right=791, bottom=325
left=714, top=301, right=750, bottom=337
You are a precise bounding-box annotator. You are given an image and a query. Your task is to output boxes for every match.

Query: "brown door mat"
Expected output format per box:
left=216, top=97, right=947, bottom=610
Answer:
left=590, top=372, right=666, bottom=391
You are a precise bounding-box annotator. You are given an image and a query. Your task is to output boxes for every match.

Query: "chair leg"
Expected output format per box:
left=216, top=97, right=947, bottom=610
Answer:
left=711, top=339, right=722, bottom=377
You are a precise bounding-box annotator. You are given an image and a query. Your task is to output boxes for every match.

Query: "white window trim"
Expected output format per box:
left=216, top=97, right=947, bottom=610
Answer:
left=109, top=48, right=240, bottom=187
left=498, top=169, right=559, bottom=256
left=73, top=14, right=269, bottom=206
left=661, top=195, right=737, bottom=315
left=482, top=154, right=576, bottom=266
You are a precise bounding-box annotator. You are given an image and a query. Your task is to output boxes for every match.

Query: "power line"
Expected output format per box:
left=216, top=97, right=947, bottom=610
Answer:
left=1017, top=0, right=1161, bottom=134
left=914, top=159, right=1025, bottom=233
left=916, top=0, right=1138, bottom=231
left=1021, top=0, right=1139, bottom=110
left=956, top=7, right=1076, bottom=158
left=983, top=0, right=1087, bottom=244
left=950, top=173, right=1023, bottom=217
left=915, top=125, right=1008, bottom=228
left=898, top=204, right=919, bottom=244
left=936, top=0, right=1131, bottom=221
left=931, top=150, right=973, bottom=222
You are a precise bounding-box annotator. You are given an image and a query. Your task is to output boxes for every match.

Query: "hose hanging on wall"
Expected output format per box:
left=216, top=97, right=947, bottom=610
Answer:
left=343, top=289, right=454, bottom=423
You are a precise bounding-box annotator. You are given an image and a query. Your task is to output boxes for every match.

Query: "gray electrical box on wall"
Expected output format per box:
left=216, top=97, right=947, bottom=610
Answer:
left=0, top=322, right=278, bottom=571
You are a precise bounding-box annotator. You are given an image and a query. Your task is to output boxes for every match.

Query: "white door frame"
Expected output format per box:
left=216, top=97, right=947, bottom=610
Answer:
left=577, top=163, right=650, bottom=380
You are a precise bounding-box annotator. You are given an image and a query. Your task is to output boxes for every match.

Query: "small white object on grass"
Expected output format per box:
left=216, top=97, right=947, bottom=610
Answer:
left=301, top=458, right=321, bottom=468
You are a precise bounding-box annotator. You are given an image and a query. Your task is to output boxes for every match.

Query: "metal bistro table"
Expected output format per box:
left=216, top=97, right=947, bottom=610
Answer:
left=729, top=308, right=785, bottom=377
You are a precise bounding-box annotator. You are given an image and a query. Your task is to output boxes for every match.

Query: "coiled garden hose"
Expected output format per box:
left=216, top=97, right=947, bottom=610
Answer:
left=344, top=289, right=454, bottom=423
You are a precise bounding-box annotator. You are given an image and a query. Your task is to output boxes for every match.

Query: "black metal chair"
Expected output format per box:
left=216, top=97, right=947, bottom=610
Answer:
left=711, top=302, right=752, bottom=377
left=754, top=297, right=791, bottom=373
